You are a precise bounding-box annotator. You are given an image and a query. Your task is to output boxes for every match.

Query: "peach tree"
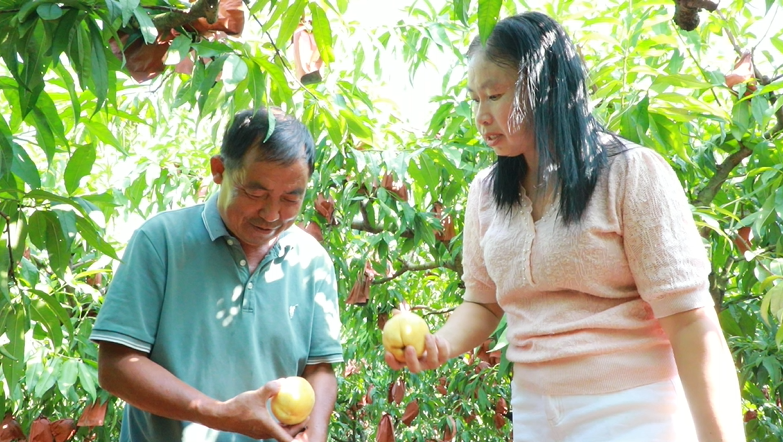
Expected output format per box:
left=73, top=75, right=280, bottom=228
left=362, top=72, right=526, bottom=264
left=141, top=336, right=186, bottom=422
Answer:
left=0, top=0, right=782, bottom=440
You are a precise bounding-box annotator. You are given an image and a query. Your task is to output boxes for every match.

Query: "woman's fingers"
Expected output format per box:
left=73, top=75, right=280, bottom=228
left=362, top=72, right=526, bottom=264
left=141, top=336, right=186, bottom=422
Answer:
left=385, top=333, right=450, bottom=373
left=384, top=351, right=406, bottom=370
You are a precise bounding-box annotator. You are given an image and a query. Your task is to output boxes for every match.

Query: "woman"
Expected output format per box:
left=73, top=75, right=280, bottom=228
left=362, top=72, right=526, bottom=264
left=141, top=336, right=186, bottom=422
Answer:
left=385, top=12, right=745, bottom=442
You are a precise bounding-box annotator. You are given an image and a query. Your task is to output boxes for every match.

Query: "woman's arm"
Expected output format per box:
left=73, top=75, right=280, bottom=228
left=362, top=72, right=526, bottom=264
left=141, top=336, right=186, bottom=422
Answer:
left=658, top=307, right=746, bottom=442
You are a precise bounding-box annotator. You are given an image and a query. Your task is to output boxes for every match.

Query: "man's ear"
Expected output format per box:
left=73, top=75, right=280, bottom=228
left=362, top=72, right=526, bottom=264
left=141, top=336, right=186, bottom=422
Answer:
left=210, top=155, right=225, bottom=184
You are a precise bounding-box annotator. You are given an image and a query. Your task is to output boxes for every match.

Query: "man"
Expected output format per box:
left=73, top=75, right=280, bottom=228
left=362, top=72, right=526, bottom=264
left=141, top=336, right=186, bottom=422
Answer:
left=91, top=107, right=344, bottom=442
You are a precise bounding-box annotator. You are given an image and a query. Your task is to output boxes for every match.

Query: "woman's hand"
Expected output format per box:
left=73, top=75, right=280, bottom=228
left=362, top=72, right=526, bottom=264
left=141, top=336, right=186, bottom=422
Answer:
left=384, top=333, right=451, bottom=373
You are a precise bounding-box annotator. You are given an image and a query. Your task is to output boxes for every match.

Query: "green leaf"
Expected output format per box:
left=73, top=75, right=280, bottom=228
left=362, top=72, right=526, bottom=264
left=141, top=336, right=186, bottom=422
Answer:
left=1, top=306, right=26, bottom=393
left=40, top=80, right=69, bottom=134
left=263, top=0, right=290, bottom=32
left=718, top=308, right=744, bottom=337
left=754, top=193, right=776, bottom=234
left=58, top=359, right=79, bottom=397
left=81, top=119, right=127, bottom=154
left=68, top=19, right=91, bottom=88
left=192, top=40, right=232, bottom=58
left=776, top=325, right=783, bottom=347
left=339, top=110, right=373, bottom=142
left=222, top=53, right=248, bottom=92
left=477, top=0, right=501, bottom=45
left=165, top=34, right=191, bottom=66
left=29, top=106, right=57, bottom=164
left=86, top=17, right=108, bottom=114
left=64, top=144, right=97, bottom=195
left=78, top=360, right=98, bottom=400
left=730, top=100, right=751, bottom=140
left=453, top=0, right=469, bottom=25
left=309, top=3, right=334, bottom=64
left=255, top=56, right=293, bottom=107
left=0, top=115, right=13, bottom=180
left=45, top=211, right=69, bottom=278
left=31, top=299, right=64, bottom=351
left=246, top=60, right=266, bottom=109
left=18, top=20, right=48, bottom=118
left=27, top=210, right=48, bottom=250
left=197, top=54, right=226, bottom=114
left=276, top=0, right=308, bottom=48
left=320, top=110, right=343, bottom=146
left=34, top=289, right=74, bottom=338
left=776, top=186, right=783, bottom=221
left=55, top=64, right=82, bottom=126
left=120, top=0, right=140, bottom=26
left=133, top=5, right=158, bottom=44
left=10, top=142, right=41, bottom=189
left=264, top=109, right=276, bottom=143
left=651, top=74, right=713, bottom=90
left=25, top=189, right=89, bottom=215
left=37, top=3, right=63, bottom=20
left=54, top=208, right=77, bottom=252
left=750, top=95, right=772, bottom=128
left=75, top=215, right=119, bottom=260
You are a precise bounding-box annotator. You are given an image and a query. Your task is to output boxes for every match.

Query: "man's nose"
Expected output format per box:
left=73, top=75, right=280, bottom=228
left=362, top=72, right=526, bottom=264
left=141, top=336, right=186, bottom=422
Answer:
left=258, top=200, right=281, bottom=222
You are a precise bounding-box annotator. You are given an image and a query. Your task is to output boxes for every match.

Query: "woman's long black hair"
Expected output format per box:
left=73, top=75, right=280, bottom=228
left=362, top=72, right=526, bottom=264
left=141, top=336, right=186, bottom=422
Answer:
left=467, top=12, right=609, bottom=224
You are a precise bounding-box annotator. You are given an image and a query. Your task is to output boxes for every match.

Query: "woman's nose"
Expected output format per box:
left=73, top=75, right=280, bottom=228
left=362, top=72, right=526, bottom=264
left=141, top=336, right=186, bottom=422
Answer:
left=475, top=103, right=491, bottom=126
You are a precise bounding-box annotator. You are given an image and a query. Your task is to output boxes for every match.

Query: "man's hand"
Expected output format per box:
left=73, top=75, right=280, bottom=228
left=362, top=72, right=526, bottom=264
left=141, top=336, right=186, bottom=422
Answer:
left=98, top=342, right=302, bottom=442
left=219, top=379, right=304, bottom=441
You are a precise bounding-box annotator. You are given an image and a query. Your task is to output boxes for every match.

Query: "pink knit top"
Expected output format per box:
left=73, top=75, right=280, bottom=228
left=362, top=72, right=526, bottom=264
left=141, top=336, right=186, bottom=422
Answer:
left=462, top=144, right=714, bottom=395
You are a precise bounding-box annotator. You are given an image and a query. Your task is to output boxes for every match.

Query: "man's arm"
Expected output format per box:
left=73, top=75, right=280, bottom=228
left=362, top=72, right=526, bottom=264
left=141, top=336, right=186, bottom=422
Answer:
left=658, top=307, right=746, bottom=442
left=98, top=341, right=296, bottom=441
left=297, top=363, right=337, bottom=442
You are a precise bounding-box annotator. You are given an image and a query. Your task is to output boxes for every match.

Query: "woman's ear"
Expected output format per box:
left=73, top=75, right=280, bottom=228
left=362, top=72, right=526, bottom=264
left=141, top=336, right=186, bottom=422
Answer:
left=210, top=155, right=225, bottom=184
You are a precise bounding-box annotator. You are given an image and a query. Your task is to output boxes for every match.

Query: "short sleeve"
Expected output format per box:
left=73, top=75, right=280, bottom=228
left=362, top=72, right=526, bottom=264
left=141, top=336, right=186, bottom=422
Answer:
left=90, top=227, right=166, bottom=352
left=619, top=149, right=714, bottom=318
left=462, top=172, right=498, bottom=303
left=307, top=256, right=344, bottom=365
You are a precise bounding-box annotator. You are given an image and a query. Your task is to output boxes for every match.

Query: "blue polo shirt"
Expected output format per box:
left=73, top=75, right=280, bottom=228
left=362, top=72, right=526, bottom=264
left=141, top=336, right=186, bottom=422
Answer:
left=91, top=195, right=344, bottom=442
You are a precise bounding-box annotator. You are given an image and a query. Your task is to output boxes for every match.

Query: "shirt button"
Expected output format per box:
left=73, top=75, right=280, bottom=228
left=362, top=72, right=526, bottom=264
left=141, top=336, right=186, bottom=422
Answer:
left=227, top=239, right=234, bottom=245
left=240, top=259, right=247, bottom=266
left=247, top=283, right=254, bottom=289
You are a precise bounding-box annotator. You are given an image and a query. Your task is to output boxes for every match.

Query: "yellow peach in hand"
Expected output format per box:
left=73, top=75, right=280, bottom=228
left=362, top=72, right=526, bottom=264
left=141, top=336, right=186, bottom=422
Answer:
left=382, top=311, right=430, bottom=362
left=271, top=376, right=315, bottom=425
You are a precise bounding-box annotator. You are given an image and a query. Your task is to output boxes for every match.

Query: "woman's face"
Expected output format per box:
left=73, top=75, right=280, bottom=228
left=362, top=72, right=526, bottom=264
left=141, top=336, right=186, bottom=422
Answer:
left=467, top=51, right=535, bottom=158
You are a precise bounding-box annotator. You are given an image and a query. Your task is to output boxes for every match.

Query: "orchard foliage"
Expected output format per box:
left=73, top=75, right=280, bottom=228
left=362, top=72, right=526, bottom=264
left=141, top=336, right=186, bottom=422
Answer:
left=0, top=0, right=782, bottom=440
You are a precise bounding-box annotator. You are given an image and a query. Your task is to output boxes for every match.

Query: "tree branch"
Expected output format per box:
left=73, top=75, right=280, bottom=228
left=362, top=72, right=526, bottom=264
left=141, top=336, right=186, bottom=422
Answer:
left=351, top=203, right=414, bottom=238
left=717, top=10, right=783, bottom=136
left=350, top=203, right=464, bottom=281
left=149, top=0, right=219, bottom=32
left=1, top=210, right=16, bottom=285
left=693, top=144, right=753, bottom=207
left=373, top=261, right=459, bottom=285
left=410, top=305, right=457, bottom=316
left=672, top=0, right=719, bottom=31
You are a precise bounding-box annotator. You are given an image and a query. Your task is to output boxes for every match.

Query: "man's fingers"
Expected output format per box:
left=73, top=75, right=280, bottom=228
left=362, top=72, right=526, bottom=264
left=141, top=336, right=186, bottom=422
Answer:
left=261, top=379, right=283, bottom=399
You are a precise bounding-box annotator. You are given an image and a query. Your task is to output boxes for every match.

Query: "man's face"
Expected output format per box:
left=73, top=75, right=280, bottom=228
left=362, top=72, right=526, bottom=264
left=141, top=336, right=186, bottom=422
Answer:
left=213, top=155, right=310, bottom=251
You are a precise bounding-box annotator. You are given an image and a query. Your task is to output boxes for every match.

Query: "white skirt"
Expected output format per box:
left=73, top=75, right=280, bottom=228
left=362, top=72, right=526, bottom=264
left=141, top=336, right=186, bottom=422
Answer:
left=511, top=372, right=698, bottom=442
